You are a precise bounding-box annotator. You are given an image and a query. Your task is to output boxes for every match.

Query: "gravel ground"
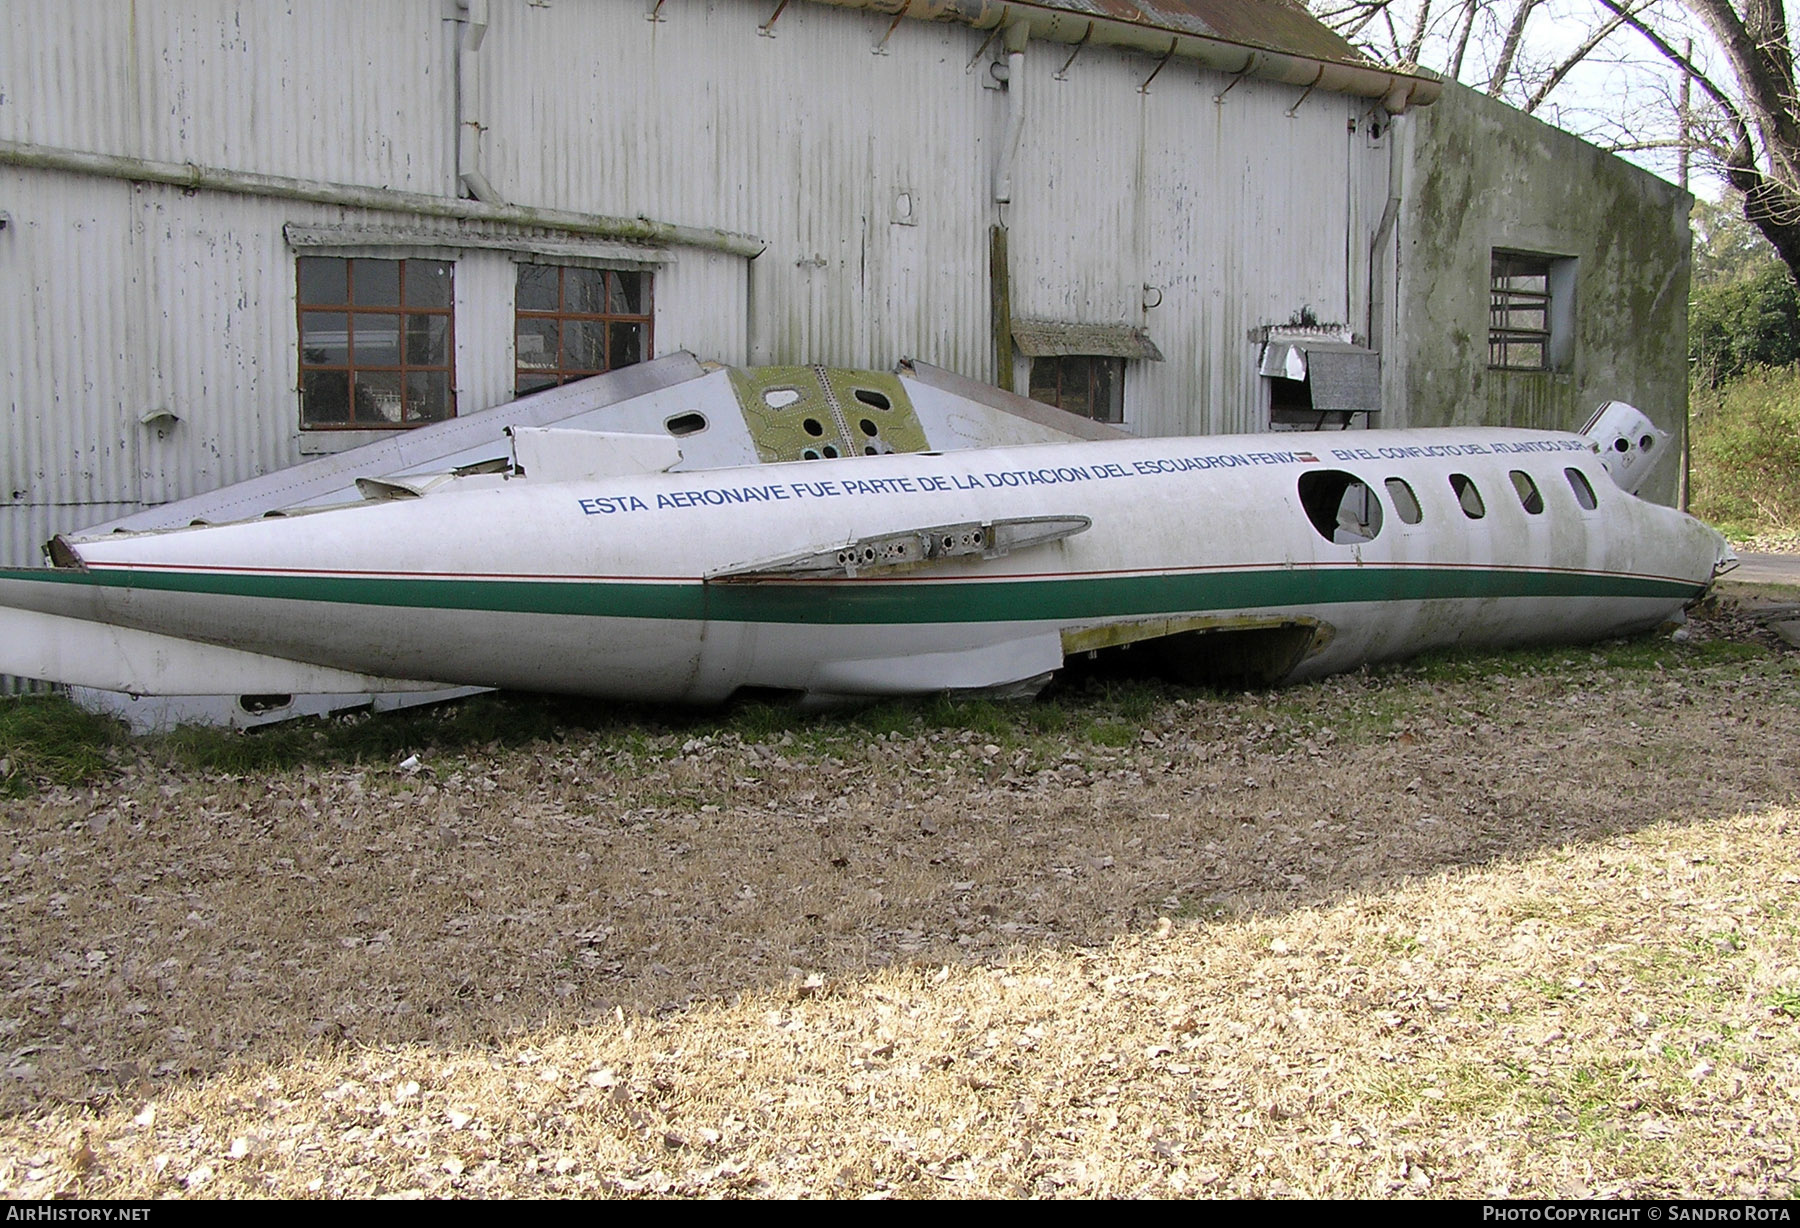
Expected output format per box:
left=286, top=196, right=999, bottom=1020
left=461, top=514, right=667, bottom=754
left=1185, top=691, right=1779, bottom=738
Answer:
left=1, top=597, right=1797, bottom=1198
left=1734, top=533, right=1800, bottom=555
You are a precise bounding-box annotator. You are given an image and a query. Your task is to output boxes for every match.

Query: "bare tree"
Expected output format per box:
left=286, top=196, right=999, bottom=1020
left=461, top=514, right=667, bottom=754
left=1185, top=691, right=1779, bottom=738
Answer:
left=1316, top=0, right=1800, bottom=284
left=1485, top=0, right=1543, bottom=95
left=1521, top=9, right=1632, bottom=112
left=1614, top=0, right=1800, bottom=282
left=1319, top=0, right=1645, bottom=111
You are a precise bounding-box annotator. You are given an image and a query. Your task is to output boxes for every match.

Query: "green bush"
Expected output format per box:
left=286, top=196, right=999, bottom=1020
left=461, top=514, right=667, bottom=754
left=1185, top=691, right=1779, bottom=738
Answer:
left=1689, top=263, right=1800, bottom=388
left=1689, top=367, right=1800, bottom=535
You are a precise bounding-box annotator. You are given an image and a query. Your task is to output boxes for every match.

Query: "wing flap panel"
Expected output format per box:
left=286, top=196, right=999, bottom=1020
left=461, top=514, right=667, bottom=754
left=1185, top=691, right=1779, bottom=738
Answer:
left=709, top=515, right=1090, bottom=582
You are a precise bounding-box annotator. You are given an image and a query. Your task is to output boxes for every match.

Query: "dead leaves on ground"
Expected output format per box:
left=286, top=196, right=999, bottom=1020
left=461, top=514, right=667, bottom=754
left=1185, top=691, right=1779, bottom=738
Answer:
left=2, top=625, right=1799, bottom=1197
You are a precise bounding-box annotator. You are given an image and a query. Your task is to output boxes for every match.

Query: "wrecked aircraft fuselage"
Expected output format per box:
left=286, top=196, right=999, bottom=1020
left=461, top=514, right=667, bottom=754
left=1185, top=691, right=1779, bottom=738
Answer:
left=0, top=369, right=1733, bottom=710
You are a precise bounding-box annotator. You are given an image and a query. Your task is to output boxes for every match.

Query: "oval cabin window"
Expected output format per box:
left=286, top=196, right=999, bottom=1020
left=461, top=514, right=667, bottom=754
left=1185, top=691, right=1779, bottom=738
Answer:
left=1565, top=467, right=1599, bottom=510
left=1449, top=473, right=1486, bottom=519
left=1384, top=477, right=1423, bottom=525
left=1509, top=470, right=1544, bottom=515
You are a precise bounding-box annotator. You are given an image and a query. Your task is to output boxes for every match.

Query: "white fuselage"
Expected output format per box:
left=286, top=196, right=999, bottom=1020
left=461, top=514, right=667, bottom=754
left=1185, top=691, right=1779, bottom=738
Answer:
left=0, top=427, right=1731, bottom=703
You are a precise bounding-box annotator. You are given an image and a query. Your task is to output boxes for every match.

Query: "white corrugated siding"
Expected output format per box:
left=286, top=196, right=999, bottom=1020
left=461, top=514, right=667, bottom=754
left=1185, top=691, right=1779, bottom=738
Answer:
left=0, top=0, right=454, bottom=191
left=2, top=169, right=360, bottom=557
left=1, top=503, right=139, bottom=574
left=2, top=171, right=144, bottom=549
left=1007, top=46, right=1382, bottom=437
left=473, top=0, right=998, bottom=375
left=0, top=166, right=745, bottom=568
left=657, top=248, right=751, bottom=362
left=470, top=0, right=1389, bottom=410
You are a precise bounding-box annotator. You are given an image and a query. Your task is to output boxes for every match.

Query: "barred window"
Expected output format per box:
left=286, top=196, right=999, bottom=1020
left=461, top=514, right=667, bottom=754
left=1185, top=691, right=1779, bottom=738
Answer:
left=298, top=257, right=454, bottom=428
left=1490, top=250, right=1572, bottom=371
left=515, top=266, right=653, bottom=395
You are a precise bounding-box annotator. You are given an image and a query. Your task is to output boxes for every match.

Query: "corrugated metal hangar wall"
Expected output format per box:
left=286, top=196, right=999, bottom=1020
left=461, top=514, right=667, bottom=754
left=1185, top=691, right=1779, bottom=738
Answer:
left=0, top=0, right=1687, bottom=572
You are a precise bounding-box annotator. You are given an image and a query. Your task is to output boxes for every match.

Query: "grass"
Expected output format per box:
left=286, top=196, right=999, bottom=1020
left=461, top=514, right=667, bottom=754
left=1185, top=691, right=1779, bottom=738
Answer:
left=0, top=675, right=1226, bottom=797
left=1690, top=368, right=1800, bottom=538
left=0, top=690, right=666, bottom=793
left=1385, top=628, right=1762, bottom=686
left=0, top=608, right=1781, bottom=800
left=1, top=607, right=1798, bottom=1198
left=0, top=694, right=126, bottom=798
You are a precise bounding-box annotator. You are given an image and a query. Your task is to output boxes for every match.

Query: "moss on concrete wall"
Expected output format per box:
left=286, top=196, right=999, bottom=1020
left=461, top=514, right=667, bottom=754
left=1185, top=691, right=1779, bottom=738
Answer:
left=1394, top=84, right=1692, bottom=504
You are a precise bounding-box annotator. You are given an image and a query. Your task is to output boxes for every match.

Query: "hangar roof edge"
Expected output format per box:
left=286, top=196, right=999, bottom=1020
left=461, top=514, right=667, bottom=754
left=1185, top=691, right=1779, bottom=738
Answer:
left=799, top=0, right=1440, bottom=108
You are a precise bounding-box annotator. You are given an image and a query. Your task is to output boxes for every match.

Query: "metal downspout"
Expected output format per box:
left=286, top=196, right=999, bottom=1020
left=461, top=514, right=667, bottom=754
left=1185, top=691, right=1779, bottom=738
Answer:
left=456, top=0, right=503, bottom=204
left=993, top=23, right=1028, bottom=204
left=992, top=22, right=1028, bottom=391
left=1368, top=111, right=1407, bottom=419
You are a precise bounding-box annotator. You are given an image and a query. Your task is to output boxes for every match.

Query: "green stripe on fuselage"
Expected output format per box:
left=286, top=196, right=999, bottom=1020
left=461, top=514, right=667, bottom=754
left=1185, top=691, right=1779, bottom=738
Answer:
left=0, top=565, right=1703, bottom=625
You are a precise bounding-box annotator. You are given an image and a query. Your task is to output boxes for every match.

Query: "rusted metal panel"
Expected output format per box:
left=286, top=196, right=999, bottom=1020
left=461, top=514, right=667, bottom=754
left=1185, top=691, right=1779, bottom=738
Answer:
left=795, top=0, right=1370, bottom=66
left=1094, top=0, right=1366, bottom=64
left=797, top=0, right=1440, bottom=106
left=1012, top=320, right=1163, bottom=360
left=898, top=0, right=1369, bottom=65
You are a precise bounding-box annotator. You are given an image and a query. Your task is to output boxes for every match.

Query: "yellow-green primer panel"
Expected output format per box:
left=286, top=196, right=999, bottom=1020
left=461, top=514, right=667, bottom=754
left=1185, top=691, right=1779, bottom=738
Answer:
left=728, top=366, right=929, bottom=463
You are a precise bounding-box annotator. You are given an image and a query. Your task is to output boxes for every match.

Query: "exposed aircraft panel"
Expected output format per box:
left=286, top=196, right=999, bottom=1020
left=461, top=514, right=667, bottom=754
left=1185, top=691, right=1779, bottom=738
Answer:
left=729, top=367, right=929, bottom=463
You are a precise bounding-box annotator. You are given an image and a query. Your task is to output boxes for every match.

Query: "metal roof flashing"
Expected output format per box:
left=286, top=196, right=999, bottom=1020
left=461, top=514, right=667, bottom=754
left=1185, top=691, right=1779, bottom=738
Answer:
left=799, top=0, right=1440, bottom=110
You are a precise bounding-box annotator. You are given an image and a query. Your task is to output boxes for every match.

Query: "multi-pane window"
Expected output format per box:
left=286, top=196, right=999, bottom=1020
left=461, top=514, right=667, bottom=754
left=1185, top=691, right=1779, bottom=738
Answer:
left=1489, top=251, right=1552, bottom=370
left=515, top=265, right=653, bottom=395
left=298, top=257, right=454, bottom=428
left=1028, top=355, right=1124, bottom=423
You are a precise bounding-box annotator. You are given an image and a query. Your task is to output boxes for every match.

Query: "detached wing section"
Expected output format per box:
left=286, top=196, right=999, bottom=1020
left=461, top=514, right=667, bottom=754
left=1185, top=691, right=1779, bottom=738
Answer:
left=0, top=606, right=442, bottom=697
left=707, top=515, right=1090, bottom=582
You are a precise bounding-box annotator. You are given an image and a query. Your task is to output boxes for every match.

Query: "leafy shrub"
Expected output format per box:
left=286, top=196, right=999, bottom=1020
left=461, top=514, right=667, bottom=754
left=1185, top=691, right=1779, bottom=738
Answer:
left=1689, top=263, right=1800, bottom=388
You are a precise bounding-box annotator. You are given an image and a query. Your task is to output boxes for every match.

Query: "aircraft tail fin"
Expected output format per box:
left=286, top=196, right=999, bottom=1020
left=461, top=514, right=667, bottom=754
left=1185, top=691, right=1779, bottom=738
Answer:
left=1581, top=401, right=1668, bottom=495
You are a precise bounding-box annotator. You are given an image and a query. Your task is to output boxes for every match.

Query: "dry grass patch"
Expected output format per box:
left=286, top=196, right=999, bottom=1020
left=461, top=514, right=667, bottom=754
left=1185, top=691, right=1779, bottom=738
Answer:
left=1, top=617, right=1798, bottom=1197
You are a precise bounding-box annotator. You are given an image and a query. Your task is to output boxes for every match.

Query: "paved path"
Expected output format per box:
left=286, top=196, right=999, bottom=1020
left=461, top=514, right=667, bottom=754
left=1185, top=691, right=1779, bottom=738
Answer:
left=1725, top=552, right=1800, bottom=589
